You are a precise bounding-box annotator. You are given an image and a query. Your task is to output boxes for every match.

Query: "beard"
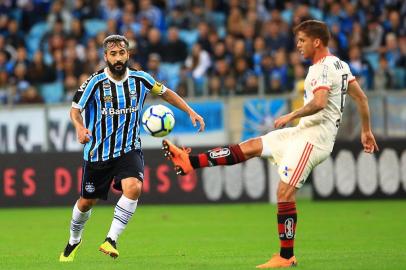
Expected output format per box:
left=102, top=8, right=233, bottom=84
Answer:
left=107, top=60, right=128, bottom=76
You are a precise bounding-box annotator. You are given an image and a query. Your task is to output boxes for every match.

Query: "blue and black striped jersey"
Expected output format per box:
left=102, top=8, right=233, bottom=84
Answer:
left=72, top=67, right=167, bottom=162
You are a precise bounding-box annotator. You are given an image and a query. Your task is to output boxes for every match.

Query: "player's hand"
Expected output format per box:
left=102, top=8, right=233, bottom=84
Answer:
left=77, top=127, right=92, bottom=144
left=361, top=130, right=379, bottom=153
left=274, top=113, right=294, bottom=128
left=189, top=112, right=205, bottom=132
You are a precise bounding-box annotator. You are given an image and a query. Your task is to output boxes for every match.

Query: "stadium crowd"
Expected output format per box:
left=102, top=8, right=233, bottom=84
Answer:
left=0, top=0, right=405, bottom=105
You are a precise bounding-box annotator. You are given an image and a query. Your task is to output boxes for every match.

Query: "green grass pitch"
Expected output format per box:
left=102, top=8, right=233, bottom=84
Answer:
left=0, top=200, right=405, bottom=270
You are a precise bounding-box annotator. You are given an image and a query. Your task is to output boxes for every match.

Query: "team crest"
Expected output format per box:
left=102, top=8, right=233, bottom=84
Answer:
left=103, top=95, right=113, bottom=102
left=85, top=182, right=95, bottom=193
left=311, top=78, right=317, bottom=87
left=130, top=90, right=137, bottom=100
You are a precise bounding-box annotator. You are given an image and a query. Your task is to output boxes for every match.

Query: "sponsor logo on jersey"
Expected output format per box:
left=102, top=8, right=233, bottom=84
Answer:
left=209, top=148, right=230, bottom=159
left=85, top=182, right=95, bottom=193
left=285, top=218, right=295, bottom=239
left=101, top=106, right=139, bottom=115
left=311, top=78, right=317, bottom=87
left=103, top=80, right=111, bottom=90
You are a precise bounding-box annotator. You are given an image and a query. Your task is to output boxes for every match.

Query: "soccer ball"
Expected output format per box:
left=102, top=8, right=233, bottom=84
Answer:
left=142, top=104, right=175, bottom=137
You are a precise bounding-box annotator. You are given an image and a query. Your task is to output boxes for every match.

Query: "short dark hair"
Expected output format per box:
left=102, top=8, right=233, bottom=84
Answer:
left=293, top=20, right=330, bottom=46
left=103, top=35, right=129, bottom=52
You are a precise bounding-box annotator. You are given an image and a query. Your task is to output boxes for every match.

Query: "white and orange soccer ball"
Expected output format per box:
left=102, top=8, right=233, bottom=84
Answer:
left=142, top=104, right=175, bottom=137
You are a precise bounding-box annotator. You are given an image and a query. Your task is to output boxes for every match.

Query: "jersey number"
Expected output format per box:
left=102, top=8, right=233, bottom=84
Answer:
left=336, top=74, right=349, bottom=128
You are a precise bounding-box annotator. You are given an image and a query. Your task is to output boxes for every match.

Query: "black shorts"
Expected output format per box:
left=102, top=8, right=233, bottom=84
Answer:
left=81, top=150, right=144, bottom=200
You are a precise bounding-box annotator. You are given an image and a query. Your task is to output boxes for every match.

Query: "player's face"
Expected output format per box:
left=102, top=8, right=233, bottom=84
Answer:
left=104, top=41, right=129, bottom=76
left=296, top=31, right=315, bottom=60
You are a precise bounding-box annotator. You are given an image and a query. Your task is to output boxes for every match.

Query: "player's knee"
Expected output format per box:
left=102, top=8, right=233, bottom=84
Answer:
left=240, top=137, right=262, bottom=159
left=77, top=198, right=97, bottom=212
left=277, top=181, right=296, bottom=202
left=122, top=178, right=142, bottom=200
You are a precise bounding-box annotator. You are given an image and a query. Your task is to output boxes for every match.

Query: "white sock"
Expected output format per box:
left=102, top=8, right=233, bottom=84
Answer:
left=69, top=201, right=92, bottom=245
left=107, top=195, right=138, bottom=242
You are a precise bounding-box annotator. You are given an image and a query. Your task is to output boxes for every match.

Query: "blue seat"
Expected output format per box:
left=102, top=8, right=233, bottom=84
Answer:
left=39, top=81, right=64, bottom=104
left=84, top=19, right=107, bottom=37
left=160, top=62, right=181, bottom=89
left=241, top=98, right=288, bottom=140
left=178, top=30, right=198, bottom=51
left=26, top=22, right=49, bottom=55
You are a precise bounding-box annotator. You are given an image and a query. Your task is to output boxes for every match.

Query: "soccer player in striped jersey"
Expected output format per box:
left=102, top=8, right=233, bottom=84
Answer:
left=162, top=20, right=379, bottom=268
left=59, top=35, right=205, bottom=262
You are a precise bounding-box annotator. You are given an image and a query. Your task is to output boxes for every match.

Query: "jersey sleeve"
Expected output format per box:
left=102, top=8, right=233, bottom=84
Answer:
left=310, top=64, right=333, bottom=93
left=138, top=70, right=167, bottom=95
left=72, top=72, right=99, bottom=110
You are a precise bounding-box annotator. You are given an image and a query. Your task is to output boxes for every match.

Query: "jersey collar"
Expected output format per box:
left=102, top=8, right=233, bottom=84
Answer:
left=104, top=67, right=129, bottom=85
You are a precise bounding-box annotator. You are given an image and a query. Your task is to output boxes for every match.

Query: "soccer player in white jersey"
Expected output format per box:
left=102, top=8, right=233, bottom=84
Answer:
left=162, top=20, right=379, bottom=268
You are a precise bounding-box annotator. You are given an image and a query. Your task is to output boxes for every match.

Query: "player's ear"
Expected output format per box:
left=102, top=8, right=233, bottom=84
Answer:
left=313, top=38, right=321, bottom=48
left=104, top=53, right=107, bottom=62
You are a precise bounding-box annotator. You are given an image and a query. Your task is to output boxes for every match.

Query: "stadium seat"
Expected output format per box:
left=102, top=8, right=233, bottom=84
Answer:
left=241, top=98, right=288, bottom=141
left=26, top=22, right=49, bottom=55
left=178, top=30, right=198, bottom=51
left=160, top=62, right=181, bottom=90
left=39, top=81, right=64, bottom=104
left=84, top=19, right=107, bottom=37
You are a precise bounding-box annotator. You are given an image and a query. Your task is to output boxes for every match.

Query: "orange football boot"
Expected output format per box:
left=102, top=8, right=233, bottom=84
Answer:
left=256, top=254, right=297, bottom=268
left=162, top=139, right=193, bottom=175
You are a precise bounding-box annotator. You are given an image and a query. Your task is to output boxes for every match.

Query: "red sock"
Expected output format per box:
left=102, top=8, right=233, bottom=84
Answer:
left=189, top=145, right=246, bottom=169
left=277, top=202, right=297, bottom=259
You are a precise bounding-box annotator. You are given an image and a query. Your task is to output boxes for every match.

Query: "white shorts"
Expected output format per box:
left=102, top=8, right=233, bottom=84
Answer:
left=261, top=127, right=330, bottom=188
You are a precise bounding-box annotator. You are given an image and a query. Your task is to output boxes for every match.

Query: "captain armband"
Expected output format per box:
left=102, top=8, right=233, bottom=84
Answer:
left=150, top=81, right=167, bottom=95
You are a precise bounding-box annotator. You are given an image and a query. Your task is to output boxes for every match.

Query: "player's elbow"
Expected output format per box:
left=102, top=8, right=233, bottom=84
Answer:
left=314, top=100, right=327, bottom=111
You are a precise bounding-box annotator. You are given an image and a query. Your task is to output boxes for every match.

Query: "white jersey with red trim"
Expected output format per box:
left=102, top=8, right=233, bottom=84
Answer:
left=297, top=55, right=355, bottom=151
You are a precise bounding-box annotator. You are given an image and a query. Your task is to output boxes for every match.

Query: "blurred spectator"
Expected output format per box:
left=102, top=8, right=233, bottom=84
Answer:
left=27, top=50, right=56, bottom=84
left=383, top=32, right=401, bottom=69
left=137, top=0, right=162, bottom=29
left=166, top=4, right=190, bottom=30
left=264, top=20, right=289, bottom=54
left=64, top=74, right=78, bottom=102
left=374, top=54, right=394, bottom=90
left=19, top=86, right=43, bottom=104
left=197, top=22, right=212, bottom=54
left=9, top=62, right=30, bottom=103
left=47, top=0, right=72, bottom=33
left=234, top=57, right=258, bottom=95
left=185, top=43, right=211, bottom=95
left=363, top=19, right=384, bottom=53
left=163, top=27, right=187, bottom=63
left=209, top=58, right=232, bottom=96
left=100, top=0, right=122, bottom=21
left=0, top=70, right=10, bottom=104
left=348, top=45, right=374, bottom=90
left=146, top=53, right=169, bottom=87
left=145, top=28, right=165, bottom=60
left=5, top=19, right=25, bottom=48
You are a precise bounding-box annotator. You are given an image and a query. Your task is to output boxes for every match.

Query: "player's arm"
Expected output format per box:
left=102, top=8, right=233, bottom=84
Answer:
left=161, top=89, right=205, bottom=132
left=70, top=108, right=91, bottom=144
left=71, top=73, right=97, bottom=144
left=274, top=90, right=328, bottom=128
left=347, top=80, right=379, bottom=153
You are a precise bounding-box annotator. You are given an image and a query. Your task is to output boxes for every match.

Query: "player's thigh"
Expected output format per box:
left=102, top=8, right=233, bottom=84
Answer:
left=113, top=150, right=144, bottom=192
left=260, top=127, right=296, bottom=163
left=82, top=160, right=115, bottom=200
left=278, top=140, right=330, bottom=188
